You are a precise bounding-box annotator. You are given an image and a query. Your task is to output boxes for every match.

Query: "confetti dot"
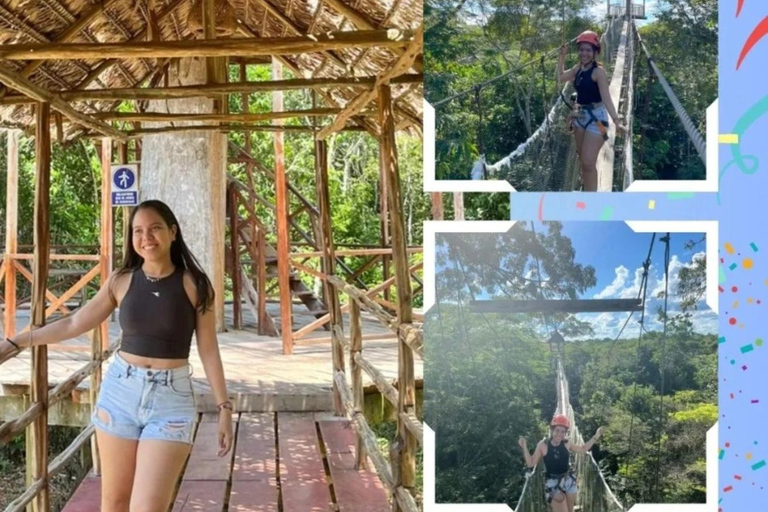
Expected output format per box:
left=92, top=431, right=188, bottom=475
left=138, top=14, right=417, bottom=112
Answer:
left=751, top=460, right=766, bottom=470
left=741, top=344, right=754, bottom=353
left=751, top=243, right=759, bottom=252
left=735, top=475, right=743, bottom=480
left=748, top=297, right=754, bottom=303
left=600, top=206, right=613, bottom=221
left=742, top=365, right=748, bottom=370
left=730, top=263, right=738, bottom=271
left=724, top=486, right=733, bottom=492
left=648, top=200, right=656, bottom=210
left=747, top=453, right=754, bottom=460
left=752, top=400, right=760, bottom=403
left=732, top=286, right=739, bottom=292
left=726, top=442, right=731, bottom=448
left=756, top=339, right=763, bottom=347
left=725, top=243, right=735, bottom=255
left=729, top=317, right=737, bottom=325
left=744, top=258, right=754, bottom=269
left=720, top=449, right=726, bottom=459
left=733, top=301, right=739, bottom=308
left=719, top=336, right=726, bottom=344
left=730, top=359, right=736, bottom=365
left=576, top=201, right=586, bottom=209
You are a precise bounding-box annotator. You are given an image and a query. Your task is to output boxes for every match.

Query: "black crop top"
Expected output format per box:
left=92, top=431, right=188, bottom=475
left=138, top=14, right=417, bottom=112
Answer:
left=543, top=439, right=570, bottom=476
left=574, top=63, right=602, bottom=105
left=119, top=267, right=196, bottom=359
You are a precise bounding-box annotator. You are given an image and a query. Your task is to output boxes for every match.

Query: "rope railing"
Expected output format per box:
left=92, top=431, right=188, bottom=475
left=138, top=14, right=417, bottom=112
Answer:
left=635, top=25, right=706, bottom=164
left=621, top=22, right=637, bottom=189
left=328, top=275, right=423, bottom=512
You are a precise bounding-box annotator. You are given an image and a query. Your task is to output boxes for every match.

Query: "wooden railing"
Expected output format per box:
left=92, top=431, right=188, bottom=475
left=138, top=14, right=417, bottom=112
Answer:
left=328, top=275, right=423, bottom=512
left=0, top=328, right=119, bottom=512
left=608, top=2, right=645, bottom=18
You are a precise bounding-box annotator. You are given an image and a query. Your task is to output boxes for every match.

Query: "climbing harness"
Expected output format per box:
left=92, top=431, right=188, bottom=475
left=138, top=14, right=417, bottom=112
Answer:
left=545, top=471, right=578, bottom=503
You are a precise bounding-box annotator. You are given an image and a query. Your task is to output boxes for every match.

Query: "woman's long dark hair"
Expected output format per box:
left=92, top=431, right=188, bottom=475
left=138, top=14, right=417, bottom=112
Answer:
left=116, top=199, right=214, bottom=314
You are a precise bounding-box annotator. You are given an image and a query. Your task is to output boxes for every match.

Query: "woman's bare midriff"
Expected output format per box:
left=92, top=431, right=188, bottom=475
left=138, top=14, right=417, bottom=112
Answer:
left=119, top=350, right=188, bottom=369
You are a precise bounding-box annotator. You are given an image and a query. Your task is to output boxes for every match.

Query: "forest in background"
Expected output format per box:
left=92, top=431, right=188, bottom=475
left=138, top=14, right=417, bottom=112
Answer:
left=426, top=0, right=716, bottom=185
left=425, top=223, right=716, bottom=507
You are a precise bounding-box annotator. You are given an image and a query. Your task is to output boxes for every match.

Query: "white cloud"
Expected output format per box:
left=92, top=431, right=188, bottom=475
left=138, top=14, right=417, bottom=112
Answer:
left=582, top=251, right=714, bottom=338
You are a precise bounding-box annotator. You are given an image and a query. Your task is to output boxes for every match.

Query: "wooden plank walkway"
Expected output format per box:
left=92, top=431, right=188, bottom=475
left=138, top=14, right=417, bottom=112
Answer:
left=596, top=20, right=628, bottom=191
left=62, top=413, right=390, bottom=512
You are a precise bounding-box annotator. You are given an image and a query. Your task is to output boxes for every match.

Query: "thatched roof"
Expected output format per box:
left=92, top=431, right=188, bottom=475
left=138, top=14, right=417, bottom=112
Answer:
left=0, top=0, right=423, bottom=139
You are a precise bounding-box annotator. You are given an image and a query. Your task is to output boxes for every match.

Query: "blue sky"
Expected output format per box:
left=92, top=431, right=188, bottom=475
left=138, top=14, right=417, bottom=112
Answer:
left=437, top=222, right=717, bottom=339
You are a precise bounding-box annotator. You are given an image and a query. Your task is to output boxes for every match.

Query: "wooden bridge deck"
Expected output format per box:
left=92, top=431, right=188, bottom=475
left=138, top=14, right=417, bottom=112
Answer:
left=61, top=412, right=390, bottom=512
left=1, top=302, right=423, bottom=419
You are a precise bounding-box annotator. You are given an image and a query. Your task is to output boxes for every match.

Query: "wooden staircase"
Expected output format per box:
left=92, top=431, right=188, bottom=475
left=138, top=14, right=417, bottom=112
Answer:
left=225, top=176, right=330, bottom=338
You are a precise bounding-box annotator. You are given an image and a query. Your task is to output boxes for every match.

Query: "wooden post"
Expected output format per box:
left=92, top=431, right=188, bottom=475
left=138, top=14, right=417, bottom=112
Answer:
left=315, top=137, right=343, bottom=413
left=118, top=142, right=132, bottom=263
left=349, top=299, right=366, bottom=468
left=430, top=192, right=443, bottom=220
left=100, top=139, right=113, bottom=351
left=272, top=58, right=293, bottom=354
left=4, top=129, right=19, bottom=338
left=453, top=192, right=464, bottom=220
left=90, top=326, right=102, bottom=476
left=204, top=0, right=228, bottom=332
left=626, top=0, right=631, bottom=17
left=229, top=184, right=242, bottom=329
left=257, top=227, right=268, bottom=335
left=28, top=101, right=51, bottom=512
left=379, top=158, right=391, bottom=302
left=378, top=84, right=416, bottom=505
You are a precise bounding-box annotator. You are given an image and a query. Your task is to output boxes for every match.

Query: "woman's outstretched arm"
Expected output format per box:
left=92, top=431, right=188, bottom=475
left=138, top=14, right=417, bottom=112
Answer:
left=519, top=437, right=544, bottom=468
left=567, top=426, right=604, bottom=453
left=9, top=271, right=119, bottom=349
left=558, top=46, right=578, bottom=83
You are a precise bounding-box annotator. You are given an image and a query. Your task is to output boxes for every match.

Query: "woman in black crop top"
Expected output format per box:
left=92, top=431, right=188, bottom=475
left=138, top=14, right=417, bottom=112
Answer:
left=518, top=414, right=604, bottom=512
left=2, top=200, right=233, bottom=511
left=557, top=30, right=627, bottom=192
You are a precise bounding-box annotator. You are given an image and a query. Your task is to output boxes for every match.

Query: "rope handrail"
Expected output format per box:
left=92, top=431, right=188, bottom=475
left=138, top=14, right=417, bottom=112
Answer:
left=622, top=22, right=637, bottom=189
left=431, top=36, right=579, bottom=108
left=635, top=24, right=706, bottom=164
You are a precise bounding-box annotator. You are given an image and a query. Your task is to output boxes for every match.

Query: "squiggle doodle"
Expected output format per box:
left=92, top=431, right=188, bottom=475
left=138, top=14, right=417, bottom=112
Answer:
left=737, top=0, right=744, bottom=17
left=720, top=94, right=768, bottom=193
left=737, top=16, right=768, bottom=69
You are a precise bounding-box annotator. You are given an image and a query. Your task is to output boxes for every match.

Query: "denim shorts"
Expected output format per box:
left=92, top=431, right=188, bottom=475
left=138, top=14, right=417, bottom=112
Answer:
left=545, top=473, right=578, bottom=500
left=91, top=350, right=197, bottom=444
left=572, top=104, right=610, bottom=135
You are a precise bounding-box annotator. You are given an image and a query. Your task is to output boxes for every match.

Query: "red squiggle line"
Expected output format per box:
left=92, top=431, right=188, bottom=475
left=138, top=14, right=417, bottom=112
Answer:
left=737, top=0, right=744, bottom=17
left=737, top=16, right=768, bottom=70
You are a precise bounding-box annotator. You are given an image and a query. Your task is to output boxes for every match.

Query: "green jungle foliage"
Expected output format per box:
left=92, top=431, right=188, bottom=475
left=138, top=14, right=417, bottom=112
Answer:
left=426, top=0, right=716, bottom=184
left=425, top=223, right=715, bottom=507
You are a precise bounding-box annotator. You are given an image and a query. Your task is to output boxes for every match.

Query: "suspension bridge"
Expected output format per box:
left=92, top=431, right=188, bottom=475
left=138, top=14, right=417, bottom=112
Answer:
left=466, top=229, right=673, bottom=510
left=433, top=5, right=706, bottom=191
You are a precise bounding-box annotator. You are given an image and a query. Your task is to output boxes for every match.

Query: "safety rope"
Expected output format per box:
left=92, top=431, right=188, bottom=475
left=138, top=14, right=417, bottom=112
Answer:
left=635, top=26, right=706, bottom=164
left=621, top=21, right=637, bottom=189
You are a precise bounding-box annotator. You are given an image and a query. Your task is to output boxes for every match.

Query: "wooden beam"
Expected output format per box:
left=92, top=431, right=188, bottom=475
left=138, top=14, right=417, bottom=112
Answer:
left=4, top=130, right=19, bottom=338
left=379, top=84, right=416, bottom=508
left=228, top=185, right=242, bottom=329
left=273, top=60, right=293, bottom=355
left=0, top=0, right=121, bottom=94
left=99, top=139, right=113, bottom=351
left=28, top=101, right=51, bottom=512
left=323, top=0, right=423, bottom=73
left=0, top=75, right=422, bottom=105
left=0, top=66, right=126, bottom=141
left=104, top=123, right=364, bottom=138
left=315, top=137, right=343, bottom=412
left=93, top=109, right=342, bottom=122
left=349, top=299, right=366, bottom=467
left=470, top=298, right=644, bottom=314
left=0, top=29, right=415, bottom=61
left=317, top=25, right=423, bottom=139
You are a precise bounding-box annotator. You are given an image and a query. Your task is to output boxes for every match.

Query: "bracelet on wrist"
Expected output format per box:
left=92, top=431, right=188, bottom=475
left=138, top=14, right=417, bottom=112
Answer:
left=217, top=401, right=233, bottom=412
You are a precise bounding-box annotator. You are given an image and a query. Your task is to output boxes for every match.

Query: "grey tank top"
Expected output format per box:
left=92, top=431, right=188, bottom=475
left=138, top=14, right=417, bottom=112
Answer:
left=119, top=266, right=196, bottom=359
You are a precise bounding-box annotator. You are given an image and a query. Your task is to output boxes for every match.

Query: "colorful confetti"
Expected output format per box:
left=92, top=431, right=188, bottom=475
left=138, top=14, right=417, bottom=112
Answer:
left=725, top=242, right=736, bottom=254
left=744, top=258, right=754, bottom=269
left=741, top=344, right=754, bottom=353
left=576, top=201, right=586, bottom=209
left=751, top=242, right=759, bottom=252
left=730, top=263, right=739, bottom=270
left=599, top=206, right=613, bottom=221
left=648, top=200, right=656, bottom=210
left=751, top=460, right=766, bottom=471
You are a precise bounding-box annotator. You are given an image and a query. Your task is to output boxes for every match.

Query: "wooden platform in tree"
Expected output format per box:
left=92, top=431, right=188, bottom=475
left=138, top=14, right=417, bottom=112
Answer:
left=61, top=413, right=389, bottom=512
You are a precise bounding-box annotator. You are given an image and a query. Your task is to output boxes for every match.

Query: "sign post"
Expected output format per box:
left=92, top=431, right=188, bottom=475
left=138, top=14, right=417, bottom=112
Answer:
left=111, top=164, right=139, bottom=206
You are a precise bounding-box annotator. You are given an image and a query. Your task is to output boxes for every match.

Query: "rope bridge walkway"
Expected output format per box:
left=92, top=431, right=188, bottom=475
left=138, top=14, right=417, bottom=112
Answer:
left=514, top=361, right=624, bottom=512
left=435, top=13, right=706, bottom=191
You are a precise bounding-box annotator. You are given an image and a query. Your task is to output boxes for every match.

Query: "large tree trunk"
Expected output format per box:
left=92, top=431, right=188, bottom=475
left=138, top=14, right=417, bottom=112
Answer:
left=140, top=57, right=227, bottom=331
